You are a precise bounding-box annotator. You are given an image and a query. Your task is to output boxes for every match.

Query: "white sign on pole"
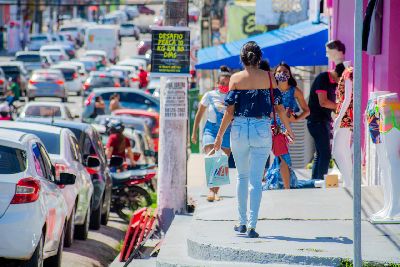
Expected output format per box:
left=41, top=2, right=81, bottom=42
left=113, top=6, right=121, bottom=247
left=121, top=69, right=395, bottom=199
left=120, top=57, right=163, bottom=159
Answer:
left=161, top=77, right=188, bottom=120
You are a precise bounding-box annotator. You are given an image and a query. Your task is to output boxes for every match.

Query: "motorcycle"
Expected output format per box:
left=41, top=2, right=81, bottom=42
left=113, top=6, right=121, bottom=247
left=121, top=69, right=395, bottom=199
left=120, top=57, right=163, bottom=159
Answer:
left=109, top=156, right=157, bottom=222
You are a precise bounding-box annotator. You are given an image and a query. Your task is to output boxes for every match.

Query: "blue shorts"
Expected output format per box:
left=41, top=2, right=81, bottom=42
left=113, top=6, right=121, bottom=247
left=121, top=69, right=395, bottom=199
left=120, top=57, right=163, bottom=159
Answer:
left=202, top=120, right=231, bottom=149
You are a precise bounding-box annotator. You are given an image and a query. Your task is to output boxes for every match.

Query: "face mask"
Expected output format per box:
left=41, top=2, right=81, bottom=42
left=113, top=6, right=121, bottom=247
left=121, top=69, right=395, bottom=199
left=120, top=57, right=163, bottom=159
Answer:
left=218, top=85, right=229, bottom=94
left=275, top=72, right=290, bottom=83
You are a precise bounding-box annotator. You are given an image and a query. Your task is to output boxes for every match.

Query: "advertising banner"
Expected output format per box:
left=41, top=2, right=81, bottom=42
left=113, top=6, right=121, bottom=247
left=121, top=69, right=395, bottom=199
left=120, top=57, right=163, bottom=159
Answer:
left=151, top=26, right=191, bottom=77
left=255, top=0, right=309, bottom=26
left=226, top=4, right=267, bottom=42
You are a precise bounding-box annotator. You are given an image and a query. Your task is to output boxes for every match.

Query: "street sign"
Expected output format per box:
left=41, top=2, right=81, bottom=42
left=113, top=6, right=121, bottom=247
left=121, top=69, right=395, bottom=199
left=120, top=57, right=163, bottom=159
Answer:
left=150, top=26, right=191, bottom=77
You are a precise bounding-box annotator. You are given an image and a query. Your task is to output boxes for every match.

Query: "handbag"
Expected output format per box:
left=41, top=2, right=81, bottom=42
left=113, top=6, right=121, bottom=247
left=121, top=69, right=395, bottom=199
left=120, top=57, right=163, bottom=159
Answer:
left=268, top=72, right=289, bottom=157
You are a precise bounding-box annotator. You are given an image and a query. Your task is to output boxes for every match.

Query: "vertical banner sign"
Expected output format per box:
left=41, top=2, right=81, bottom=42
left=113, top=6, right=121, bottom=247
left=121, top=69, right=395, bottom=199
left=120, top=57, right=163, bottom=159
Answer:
left=151, top=26, right=191, bottom=77
left=161, top=78, right=188, bottom=120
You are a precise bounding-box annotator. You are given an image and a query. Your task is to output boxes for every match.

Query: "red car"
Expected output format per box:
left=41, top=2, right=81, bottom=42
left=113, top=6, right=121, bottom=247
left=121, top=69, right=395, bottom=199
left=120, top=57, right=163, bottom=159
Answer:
left=113, top=109, right=160, bottom=153
left=138, top=5, right=155, bottom=15
left=137, top=40, right=151, bottom=56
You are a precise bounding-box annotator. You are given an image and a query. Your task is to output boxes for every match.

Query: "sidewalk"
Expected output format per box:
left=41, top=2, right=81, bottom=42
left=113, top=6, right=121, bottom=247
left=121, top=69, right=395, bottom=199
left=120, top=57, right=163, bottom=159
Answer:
left=156, top=154, right=400, bottom=266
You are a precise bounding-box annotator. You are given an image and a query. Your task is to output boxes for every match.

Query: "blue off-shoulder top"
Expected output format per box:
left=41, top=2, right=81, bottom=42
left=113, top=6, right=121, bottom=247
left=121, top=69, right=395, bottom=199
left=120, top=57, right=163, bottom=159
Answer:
left=224, top=89, right=282, bottom=117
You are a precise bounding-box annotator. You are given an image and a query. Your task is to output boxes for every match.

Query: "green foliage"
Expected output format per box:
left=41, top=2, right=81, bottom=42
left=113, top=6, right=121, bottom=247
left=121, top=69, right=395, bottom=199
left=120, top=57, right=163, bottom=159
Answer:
left=340, top=259, right=400, bottom=267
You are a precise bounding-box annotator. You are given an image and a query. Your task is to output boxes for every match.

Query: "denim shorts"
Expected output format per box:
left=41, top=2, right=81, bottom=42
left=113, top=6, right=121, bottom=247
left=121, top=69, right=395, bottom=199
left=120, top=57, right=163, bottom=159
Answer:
left=203, top=120, right=231, bottom=149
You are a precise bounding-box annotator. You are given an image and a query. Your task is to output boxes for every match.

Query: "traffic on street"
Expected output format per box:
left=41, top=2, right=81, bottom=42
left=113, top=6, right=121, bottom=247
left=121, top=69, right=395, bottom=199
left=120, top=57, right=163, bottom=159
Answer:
left=0, top=3, right=168, bottom=267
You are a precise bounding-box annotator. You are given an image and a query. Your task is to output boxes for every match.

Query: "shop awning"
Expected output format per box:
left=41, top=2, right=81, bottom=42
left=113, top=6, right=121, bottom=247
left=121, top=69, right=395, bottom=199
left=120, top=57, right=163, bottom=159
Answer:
left=195, top=20, right=328, bottom=70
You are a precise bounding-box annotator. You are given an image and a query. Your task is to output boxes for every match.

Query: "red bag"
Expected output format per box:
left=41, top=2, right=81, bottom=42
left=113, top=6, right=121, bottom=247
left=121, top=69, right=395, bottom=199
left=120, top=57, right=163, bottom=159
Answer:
left=268, top=72, right=289, bottom=157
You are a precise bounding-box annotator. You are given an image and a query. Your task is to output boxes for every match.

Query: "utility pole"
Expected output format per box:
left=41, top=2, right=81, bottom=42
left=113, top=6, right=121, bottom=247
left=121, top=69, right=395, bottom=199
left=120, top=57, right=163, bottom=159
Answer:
left=157, top=0, right=189, bottom=232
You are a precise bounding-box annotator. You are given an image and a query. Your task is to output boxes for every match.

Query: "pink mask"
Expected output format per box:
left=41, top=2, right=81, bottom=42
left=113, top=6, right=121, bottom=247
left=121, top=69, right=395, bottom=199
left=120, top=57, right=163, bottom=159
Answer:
left=218, top=85, right=229, bottom=94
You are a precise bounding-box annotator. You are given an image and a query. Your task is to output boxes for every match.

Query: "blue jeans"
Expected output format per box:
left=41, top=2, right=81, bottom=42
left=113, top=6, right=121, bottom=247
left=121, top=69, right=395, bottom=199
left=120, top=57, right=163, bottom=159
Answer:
left=307, top=120, right=331, bottom=180
left=230, top=117, right=272, bottom=229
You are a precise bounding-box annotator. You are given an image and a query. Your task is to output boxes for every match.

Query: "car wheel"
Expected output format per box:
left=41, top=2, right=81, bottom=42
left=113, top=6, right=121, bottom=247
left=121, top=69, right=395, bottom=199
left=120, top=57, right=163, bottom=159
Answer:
left=44, top=226, right=64, bottom=267
left=89, top=199, right=102, bottom=230
left=23, top=234, right=44, bottom=267
left=77, top=91, right=81, bottom=96
left=64, top=207, right=75, bottom=247
left=28, top=97, right=34, bottom=102
left=75, top=203, right=90, bottom=240
left=101, top=193, right=111, bottom=225
left=62, top=97, right=68, bottom=103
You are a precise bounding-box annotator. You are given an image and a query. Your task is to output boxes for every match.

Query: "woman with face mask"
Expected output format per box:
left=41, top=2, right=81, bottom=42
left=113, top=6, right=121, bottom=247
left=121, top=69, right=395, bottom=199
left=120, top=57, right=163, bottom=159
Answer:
left=263, top=62, right=310, bottom=190
left=191, top=65, right=232, bottom=202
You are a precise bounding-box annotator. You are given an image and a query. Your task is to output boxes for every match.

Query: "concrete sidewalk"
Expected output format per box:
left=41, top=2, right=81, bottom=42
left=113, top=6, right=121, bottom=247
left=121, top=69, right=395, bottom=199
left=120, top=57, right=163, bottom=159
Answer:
left=156, top=154, right=400, bottom=266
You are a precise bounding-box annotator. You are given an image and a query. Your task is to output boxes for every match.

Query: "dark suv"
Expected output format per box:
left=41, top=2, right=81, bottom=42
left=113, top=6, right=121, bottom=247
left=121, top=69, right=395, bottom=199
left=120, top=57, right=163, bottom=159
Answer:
left=18, top=118, right=112, bottom=230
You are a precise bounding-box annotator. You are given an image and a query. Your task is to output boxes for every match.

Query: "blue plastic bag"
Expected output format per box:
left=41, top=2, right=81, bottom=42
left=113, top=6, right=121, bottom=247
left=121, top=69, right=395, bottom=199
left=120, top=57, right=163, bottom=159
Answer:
left=205, top=150, right=230, bottom=188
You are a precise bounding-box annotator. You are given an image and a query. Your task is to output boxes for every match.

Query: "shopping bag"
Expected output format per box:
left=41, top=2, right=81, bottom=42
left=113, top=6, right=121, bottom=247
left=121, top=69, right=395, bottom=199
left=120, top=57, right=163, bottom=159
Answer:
left=204, top=149, right=230, bottom=188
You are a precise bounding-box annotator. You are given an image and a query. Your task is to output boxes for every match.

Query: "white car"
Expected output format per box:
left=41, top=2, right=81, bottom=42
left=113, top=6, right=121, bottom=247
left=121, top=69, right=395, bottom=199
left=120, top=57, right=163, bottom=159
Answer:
left=0, top=128, right=74, bottom=265
left=59, top=25, right=83, bottom=46
left=19, top=101, right=77, bottom=120
left=0, top=122, right=95, bottom=247
left=61, top=60, right=88, bottom=82
left=120, top=23, right=140, bottom=40
left=51, top=63, right=83, bottom=95
left=84, top=50, right=109, bottom=66
left=28, top=34, right=51, bottom=51
left=117, top=58, right=147, bottom=71
left=40, top=44, right=69, bottom=61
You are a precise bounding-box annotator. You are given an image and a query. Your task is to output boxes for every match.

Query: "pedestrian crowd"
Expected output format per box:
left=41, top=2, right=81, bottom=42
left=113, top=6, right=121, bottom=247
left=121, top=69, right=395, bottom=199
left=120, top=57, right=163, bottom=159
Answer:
left=192, top=40, right=347, bottom=238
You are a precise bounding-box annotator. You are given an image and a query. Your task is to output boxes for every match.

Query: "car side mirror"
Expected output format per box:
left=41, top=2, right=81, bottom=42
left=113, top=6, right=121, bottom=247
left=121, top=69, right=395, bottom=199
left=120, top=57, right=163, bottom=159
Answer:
left=86, top=155, right=101, bottom=168
left=57, top=173, right=76, bottom=185
left=109, top=155, right=124, bottom=167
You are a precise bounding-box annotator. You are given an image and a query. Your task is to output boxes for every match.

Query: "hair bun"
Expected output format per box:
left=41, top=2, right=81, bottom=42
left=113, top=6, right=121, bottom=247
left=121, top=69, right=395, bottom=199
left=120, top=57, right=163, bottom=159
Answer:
left=219, top=65, right=231, bottom=73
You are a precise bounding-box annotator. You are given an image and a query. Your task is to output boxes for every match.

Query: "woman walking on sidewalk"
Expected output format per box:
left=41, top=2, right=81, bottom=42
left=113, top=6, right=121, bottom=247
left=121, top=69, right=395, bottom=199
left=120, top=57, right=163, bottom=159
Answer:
left=264, top=62, right=311, bottom=190
left=191, top=65, right=232, bottom=202
left=214, top=41, right=294, bottom=238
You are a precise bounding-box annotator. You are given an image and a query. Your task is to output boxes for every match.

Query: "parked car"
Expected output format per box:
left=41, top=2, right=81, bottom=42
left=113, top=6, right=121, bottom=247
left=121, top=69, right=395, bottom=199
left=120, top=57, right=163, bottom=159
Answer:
left=17, top=118, right=113, bottom=230
left=27, top=69, right=67, bottom=102
left=137, top=40, right=151, bottom=56
left=120, top=23, right=140, bottom=40
left=82, top=88, right=160, bottom=121
left=19, top=101, right=77, bottom=120
left=117, top=58, right=147, bottom=71
left=108, top=65, right=139, bottom=88
left=0, top=128, right=74, bottom=266
left=27, top=34, right=51, bottom=51
left=15, top=51, right=45, bottom=73
left=0, top=122, right=94, bottom=246
left=138, top=5, right=155, bottom=15
left=0, top=61, right=29, bottom=96
left=85, top=26, right=120, bottom=63
left=51, top=63, right=83, bottom=96
left=40, top=44, right=69, bottom=61
left=84, top=50, right=109, bottom=67
left=83, top=71, right=120, bottom=95
left=113, top=109, right=160, bottom=154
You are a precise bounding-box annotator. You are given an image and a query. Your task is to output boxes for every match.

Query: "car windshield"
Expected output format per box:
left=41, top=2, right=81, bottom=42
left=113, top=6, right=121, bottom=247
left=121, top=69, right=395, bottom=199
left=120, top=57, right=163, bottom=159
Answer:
left=0, top=66, right=19, bottom=73
left=31, top=36, right=47, bottom=41
left=24, top=106, right=62, bottom=117
left=16, top=54, right=41, bottom=62
left=54, top=68, right=75, bottom=80
left=0, top=145, right=27, bottom=174
left=121, top=24, right=134, bottom=28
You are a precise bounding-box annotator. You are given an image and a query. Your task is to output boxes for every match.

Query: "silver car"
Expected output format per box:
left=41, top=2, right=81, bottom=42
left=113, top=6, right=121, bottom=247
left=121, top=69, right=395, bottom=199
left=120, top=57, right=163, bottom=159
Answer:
left=15, top=51, right=44, bottom=73
left=27, top=69, right=67, bottom=102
